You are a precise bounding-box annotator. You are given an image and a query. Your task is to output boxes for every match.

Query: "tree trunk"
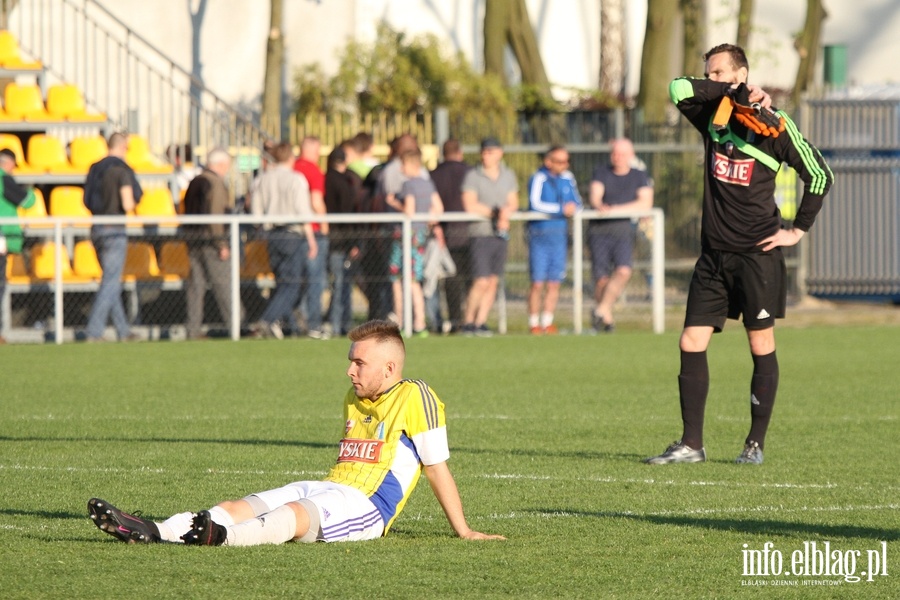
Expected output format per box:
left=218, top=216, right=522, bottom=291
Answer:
left=484, top=0, right=551, bottom=97
left=736, top=0, right=754, bottom=49
left=599, top=0, right=626, bottom=98
left=638, top=0, right=679, bottom=124
left=483, top=0, right=511, bottom=84
left=507, top=0, right=551, bottom=94
left=680, top=0, right=705, bottom=77
left=792, top=0, right=827, bottom=106
left=262, top=0, right=284, bottom=138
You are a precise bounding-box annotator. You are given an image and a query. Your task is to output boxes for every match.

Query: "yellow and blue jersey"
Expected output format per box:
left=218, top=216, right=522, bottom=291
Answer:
left=325, top=379, right=448, bottom=534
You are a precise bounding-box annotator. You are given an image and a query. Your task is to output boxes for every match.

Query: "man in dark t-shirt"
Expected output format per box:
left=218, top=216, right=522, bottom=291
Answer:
left=84, top=132, right=143, bottom=342
left=587, top=138, right=653, bottom=332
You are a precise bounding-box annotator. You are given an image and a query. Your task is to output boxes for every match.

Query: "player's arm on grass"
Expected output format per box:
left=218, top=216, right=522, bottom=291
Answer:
left=423, top=461, right=506, bottom=541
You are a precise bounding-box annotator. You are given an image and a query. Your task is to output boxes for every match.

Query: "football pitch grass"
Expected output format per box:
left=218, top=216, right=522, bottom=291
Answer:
left=1, top=324, right=897, bottom=599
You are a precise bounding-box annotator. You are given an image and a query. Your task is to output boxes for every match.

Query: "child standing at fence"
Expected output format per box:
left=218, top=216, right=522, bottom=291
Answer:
left=385, top=149, right=443, bottom=335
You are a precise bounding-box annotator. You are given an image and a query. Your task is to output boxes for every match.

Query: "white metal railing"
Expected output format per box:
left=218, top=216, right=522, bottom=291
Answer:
left=0, top=208, right=666, bottom=342
left=8, top=0, right=269, bottom=194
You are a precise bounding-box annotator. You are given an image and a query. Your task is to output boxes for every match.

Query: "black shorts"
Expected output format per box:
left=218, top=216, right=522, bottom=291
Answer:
left=587, top=228, right=635, bottom=280
left=684, top=248, right=786, bottom=332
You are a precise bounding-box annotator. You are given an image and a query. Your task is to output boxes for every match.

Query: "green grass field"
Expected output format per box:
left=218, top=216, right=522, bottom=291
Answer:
left=1, top=325, right=897, bottom=599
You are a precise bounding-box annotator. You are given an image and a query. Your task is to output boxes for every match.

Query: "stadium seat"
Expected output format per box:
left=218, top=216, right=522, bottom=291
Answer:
left=72, top=240, right=103, bottom=280
left=17, top=187, right=51, bottom=229
left=25, top=134, right=79, bottom=174
left=127, top=187, right=176, bottom=229
left=5, top=252, right=31, bottom=285
left=158, top=240, right=191, bottom=281
left=125, top=135, right=173, bottom=174
left=2, top=82, right=55, bottom=121
left=48, top=186, right=92, bottom=227
left=0, top=133, right=35, bottom=174
left=29, top=241, right=92, bottom=282
left=134, top=187, right=178, bottom=227
left=68, top=135, right=107, bottom=173
left=45, top=84, right=107, bottom=122
left=122, top=241, right=161, bottom=282
left=0, top=30, right=42, bottom=70
left=240, top=240, right=274, bottom=282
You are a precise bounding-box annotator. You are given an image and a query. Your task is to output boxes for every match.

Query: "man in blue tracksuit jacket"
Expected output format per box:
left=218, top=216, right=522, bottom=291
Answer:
left=526, top=145, right=581, bottom=334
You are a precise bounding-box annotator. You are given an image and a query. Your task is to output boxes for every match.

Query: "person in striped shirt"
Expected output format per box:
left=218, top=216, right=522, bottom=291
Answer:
left=88, top=320, right=505, bottom=545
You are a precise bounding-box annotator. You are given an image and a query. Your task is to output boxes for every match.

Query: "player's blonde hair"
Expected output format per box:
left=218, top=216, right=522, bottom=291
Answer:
left=348, top=320, right=405, bottom=349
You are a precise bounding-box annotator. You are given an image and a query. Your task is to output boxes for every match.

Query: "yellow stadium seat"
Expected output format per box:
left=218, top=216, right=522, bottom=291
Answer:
left=122, top=241, right=161, bottom=282
left=158, top=240, right=191, bottom=282
left=49, top=185, right=92, bottom=227
left=0, top=31, right=42, bottom=70
left=5, top=252, right=31, bottom=285
left=17, top=187, right=51, bottom=229
left=29, top=241, right=92, bottom=282
left=3, top=82, right=55, bottom=121
left=26, top=134, right=79, bottom=174
left=0, top=133, right=36, bottom=174
left=46, top=84, right=107, bottom=122
left=240, top=240, right=274, bottom=282
left=69, top=135, right=107, bottom=173
left=72, top=240, right=103, bottom=280
left=135, top=187, right=177, bottom=217
left=128, top=187, right=178, bottom=228
left=125, top=135, right=173, bottom=174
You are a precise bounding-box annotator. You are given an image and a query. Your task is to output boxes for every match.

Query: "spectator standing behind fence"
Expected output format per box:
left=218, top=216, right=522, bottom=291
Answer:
left=429, top=139, right=471, bottom=334
left=460, top=138, right=518, bottom=337
left=182, top=147, right=240, bottom=340
left=347, top=131, right=379, bottom=180
left=369, top=135, right=425, bottom=322
left=386, top=149, right=444, bottom=335
left=526, top=145, right=581, bottom=335
left=0, top=148, right=35, bottom=344
left=293, top=136, right=329, bottom=339
left=588, top=138, right=654, bottom=333
left=165, top=143, right=203, bottom=201
left=249, top=141, right=317, bottom=340
left=83, top=132, right=143, bottom=342
left=323, top=146, right=360, bottom=337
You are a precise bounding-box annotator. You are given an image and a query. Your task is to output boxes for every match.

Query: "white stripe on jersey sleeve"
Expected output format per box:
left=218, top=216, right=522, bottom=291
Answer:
left=412, top=425, right=450, bottom=466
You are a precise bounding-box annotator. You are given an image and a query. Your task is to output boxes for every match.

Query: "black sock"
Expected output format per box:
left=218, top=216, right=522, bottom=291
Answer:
left=679, top=350, right=709, bottom=450
left=747, top=351, right=779, bottom=449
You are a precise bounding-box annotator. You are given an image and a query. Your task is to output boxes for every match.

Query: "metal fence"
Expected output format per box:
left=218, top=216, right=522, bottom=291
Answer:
left=0, top=209, right=665, bottom=343
left=804, top=99, right=900, bottom=299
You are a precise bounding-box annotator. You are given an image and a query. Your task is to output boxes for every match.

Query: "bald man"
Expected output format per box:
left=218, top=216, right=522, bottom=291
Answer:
left=88, top=320, right=505, bottom=545
left=587, top=138, right=654, bottom=332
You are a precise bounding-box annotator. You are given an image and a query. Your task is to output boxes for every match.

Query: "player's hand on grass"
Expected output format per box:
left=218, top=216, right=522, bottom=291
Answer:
left=460, top=529, right=507, bottom=541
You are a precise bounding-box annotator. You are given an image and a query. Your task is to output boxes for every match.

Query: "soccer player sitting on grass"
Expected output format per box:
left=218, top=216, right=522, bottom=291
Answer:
left=88, top=320, right=505, bottom=545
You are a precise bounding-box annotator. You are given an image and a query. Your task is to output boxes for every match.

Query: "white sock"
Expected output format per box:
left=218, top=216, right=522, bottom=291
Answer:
left=529, top=314, right=539, bottom=328
left=541, top=312, right=553, bottom=327
left=227, top=504, right=297, bottom=547
left=157, top=511, right=194, bottom=542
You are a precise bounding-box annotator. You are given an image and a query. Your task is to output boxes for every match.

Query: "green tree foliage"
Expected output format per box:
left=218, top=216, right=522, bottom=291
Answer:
left=293, top=22, right=516, bottom=121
